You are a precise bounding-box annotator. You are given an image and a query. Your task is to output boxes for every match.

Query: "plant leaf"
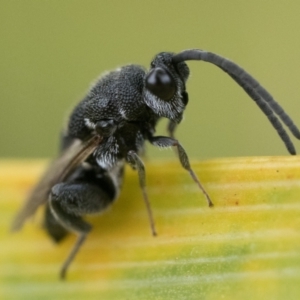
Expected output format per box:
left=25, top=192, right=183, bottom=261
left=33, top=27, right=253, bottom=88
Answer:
left=1, top=157, right=300, bottom=299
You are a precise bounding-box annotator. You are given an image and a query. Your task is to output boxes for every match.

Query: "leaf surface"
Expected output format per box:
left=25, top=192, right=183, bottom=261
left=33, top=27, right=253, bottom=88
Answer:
left=1, top=157, right=300, bottom=299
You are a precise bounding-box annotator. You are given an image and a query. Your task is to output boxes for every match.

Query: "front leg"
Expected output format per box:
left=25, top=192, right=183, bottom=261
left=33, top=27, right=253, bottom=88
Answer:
left=167, top=120, right=178, bottom=139
left=167, top=91, right=188, bottom=138
left=149, top=136, right=213, bottom=207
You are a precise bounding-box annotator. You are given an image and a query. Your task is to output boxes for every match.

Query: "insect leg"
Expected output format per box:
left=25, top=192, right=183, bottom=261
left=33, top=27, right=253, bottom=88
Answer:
left=44, top=203, right=69, bottom=242
left=49, top=181, right=115, bottom=279
left=149, top=136, right=213, bottom=207
left=60, top=234, right=88, bottom=280
left=127, top=151, right=157, bottom=236
left=167, top=120, right=178, bottom=139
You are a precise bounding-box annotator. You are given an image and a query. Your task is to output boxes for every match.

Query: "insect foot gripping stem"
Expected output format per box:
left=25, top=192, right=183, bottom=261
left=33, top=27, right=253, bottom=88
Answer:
left=149, top=135, right=213, bottom=207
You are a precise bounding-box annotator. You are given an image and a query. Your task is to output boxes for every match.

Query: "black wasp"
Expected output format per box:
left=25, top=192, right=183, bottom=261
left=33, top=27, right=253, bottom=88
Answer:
left=12, top=49, right=300, bottom=279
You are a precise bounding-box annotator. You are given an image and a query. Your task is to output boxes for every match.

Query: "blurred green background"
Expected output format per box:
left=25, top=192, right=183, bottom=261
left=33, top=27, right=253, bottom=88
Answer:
left=1, top=0, right=300, bottom=160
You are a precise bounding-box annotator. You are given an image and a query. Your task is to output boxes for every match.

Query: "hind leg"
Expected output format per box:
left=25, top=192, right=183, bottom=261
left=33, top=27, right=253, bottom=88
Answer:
left=47, top=179, right=115, bottom=279
left=44, top=203, right=69, bottom=243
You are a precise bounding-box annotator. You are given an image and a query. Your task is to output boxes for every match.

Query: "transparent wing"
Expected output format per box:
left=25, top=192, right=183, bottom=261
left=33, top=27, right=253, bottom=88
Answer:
left=11, top=135, right=102, bottom=231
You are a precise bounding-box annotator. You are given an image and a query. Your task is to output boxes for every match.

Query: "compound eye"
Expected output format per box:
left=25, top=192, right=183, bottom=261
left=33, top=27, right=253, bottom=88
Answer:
left=145, top=67, right=176, bottom=101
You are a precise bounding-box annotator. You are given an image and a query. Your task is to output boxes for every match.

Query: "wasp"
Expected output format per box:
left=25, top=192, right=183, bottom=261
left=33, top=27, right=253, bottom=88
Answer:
left=12, top=49, right=300, bottom=279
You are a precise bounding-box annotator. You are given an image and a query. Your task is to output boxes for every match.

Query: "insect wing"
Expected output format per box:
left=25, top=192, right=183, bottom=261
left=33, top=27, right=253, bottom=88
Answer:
left=11, top=135, right=102, bottom=231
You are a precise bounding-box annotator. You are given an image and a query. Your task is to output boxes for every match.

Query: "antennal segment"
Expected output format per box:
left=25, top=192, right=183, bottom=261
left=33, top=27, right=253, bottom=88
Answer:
left=172, top=49, right=300, bottom=154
